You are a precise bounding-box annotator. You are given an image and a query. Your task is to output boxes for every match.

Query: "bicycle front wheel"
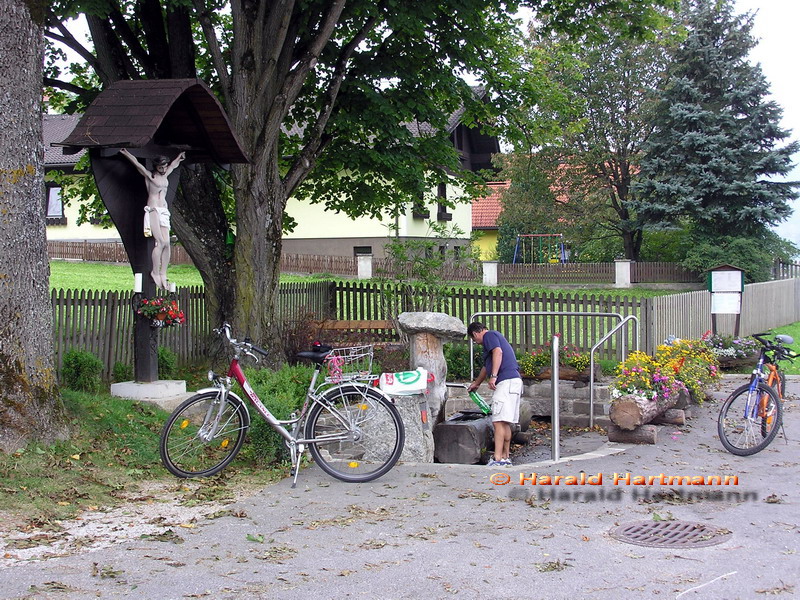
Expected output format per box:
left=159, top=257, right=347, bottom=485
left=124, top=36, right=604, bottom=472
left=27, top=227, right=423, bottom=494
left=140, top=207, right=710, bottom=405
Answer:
left=160, top=392, right=250, bottom=477
left=718, top=383, right=782, bottom=456
left=305, top=384, right=405, bottom=483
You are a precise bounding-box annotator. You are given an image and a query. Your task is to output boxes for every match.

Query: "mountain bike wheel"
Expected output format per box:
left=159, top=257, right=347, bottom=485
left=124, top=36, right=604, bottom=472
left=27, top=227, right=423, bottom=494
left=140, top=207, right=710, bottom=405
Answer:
left=718, top=383, right=782, bottom=456
left=160, top=392, right=250, bottom=477
left=306, top=384, right=405, bottom=483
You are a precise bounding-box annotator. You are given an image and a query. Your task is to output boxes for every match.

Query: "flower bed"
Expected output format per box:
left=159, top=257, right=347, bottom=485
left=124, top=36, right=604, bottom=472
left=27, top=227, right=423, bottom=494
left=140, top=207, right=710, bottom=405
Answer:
left=701, top=333, right=759, bottom=369
left=612, top=337, right=720, bottom=405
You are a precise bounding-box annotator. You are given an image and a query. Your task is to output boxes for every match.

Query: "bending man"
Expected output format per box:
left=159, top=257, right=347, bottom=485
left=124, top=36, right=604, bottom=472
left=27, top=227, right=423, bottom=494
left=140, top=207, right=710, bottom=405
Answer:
left=467, top=322, right=523, bottom=467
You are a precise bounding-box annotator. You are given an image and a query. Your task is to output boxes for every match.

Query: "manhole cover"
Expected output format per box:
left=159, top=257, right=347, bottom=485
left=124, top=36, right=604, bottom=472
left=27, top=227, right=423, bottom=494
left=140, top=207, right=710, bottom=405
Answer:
left=609, top=521, right=732, bottom=548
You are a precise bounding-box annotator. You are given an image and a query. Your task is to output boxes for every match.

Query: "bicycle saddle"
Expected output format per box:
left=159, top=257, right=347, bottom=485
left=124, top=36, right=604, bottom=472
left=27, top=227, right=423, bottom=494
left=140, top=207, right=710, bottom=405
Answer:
left=296, top=349, right=333, bottom=364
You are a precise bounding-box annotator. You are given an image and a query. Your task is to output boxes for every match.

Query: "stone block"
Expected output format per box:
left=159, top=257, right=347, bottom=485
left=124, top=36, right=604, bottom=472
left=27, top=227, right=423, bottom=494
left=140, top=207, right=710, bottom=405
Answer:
left=433, top=413, right=493, bottom=464
left=391, top=393, right=435, bottom=463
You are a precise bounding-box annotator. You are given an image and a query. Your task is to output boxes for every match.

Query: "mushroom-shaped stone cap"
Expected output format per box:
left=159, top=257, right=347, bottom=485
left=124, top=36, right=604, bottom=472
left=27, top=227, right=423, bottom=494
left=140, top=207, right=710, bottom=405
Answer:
left=397, top=312, right=467, bottom=340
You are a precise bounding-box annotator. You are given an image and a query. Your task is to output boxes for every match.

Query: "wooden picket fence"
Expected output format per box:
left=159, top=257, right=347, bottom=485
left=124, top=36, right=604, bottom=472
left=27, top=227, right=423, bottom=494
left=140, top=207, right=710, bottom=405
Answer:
left=48, top=240, right=194, bottom=265
left=280, top=253, right=357, bottom=277
left=498, top=262, right=614, bottom=284
left=52, top=281, right=335, bottom=379
left=48, top=241, right=705, bottom=284
left=52, top=277, right=800, bottom=379
left=631, top=261, right=700, bottom=283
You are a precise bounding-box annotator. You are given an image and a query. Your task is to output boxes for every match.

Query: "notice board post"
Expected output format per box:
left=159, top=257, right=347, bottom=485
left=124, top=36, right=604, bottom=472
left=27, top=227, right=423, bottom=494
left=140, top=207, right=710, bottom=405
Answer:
left=708, top=264, right=745, bottom=337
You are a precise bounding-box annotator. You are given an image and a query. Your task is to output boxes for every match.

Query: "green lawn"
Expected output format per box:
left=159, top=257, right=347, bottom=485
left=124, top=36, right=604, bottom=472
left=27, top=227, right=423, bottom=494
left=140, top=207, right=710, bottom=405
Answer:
left=50, top=261, right=205, bottom=291
left=49, top=260, right=675, bottom=298
left=770, top=323, right=800, bottom=375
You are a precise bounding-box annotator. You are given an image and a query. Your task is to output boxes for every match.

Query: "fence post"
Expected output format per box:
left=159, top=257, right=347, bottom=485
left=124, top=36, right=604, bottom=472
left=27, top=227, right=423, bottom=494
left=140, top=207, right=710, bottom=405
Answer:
left=482, top=261, right=498, bottom=287
left=614, top=259, right=632, bottom=288
left=327, top=281, right=338, bottom=319
left=357, top=254, right=373, bottom=280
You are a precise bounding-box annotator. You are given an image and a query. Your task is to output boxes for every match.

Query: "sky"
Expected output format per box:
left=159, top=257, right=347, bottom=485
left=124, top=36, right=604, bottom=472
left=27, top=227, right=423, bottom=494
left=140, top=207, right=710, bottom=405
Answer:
left=732, top=0, right=800, bottom=247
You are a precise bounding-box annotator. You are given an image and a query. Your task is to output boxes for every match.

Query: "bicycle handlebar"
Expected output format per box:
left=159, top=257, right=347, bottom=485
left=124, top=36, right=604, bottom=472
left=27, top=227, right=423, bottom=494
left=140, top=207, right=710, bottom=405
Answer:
left=214, top=322, right=269, bottom=359
left=752, top=332, right=796, bottom=363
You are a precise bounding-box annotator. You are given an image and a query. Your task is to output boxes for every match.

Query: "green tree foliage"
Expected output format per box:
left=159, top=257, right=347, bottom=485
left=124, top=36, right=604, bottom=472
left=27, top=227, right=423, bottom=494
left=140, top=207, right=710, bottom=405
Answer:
left=45, top=0, right=676, bottom=354
left=375, top=223, right=480, bottom=337
left=495, top=154, right=561, bottom=262
left=682, top=231, right=797, bottom=283
left=634, top=0, right=800, bottom=241
left=499, top=16, right=676, bottom=261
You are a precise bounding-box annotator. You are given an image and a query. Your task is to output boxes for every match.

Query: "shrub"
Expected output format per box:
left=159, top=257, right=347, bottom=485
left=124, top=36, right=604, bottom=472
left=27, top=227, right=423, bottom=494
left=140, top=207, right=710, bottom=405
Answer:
left=281, top=309, right=320, bottom=364
left=158, top=346, right=178, bottom=379
left=444, top=343, right=482, bottom=380
left=244, top=364, right=314, bottom=464
left=517, top=338, right=590, bottom=377
left=374, top=345, right=409, bottom=374
left=112, top=361, right=133, bottom=383
left=62, top=349, right=104, bottom=392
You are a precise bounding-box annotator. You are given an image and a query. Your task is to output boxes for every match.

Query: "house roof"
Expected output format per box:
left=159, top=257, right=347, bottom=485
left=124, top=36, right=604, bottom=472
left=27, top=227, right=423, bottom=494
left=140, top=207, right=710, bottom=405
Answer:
left=44, top=114, right=84, bottom=168
left=472, top=181, right=508, bottom=230
left=55, top=78, right=248, bottom=164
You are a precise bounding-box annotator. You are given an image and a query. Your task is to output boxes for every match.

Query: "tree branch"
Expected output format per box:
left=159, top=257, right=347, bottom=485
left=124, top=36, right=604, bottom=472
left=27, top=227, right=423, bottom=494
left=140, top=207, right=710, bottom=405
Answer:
left=43, top=77, right=89, bottom=96
left=283, top=6, right=384, bottom=195
left=268, top=0, right=348, bottom=130
left=45, top=15, right=101, bottom=71
left=192, top=0, right=231, bottom=103
left=254, top=0, right=297, bottom=101
left=107, top=2, right=155, bottom=77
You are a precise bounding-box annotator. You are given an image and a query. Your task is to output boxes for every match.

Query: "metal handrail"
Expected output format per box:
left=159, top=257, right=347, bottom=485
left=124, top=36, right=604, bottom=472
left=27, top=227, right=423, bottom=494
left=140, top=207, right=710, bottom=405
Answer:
left=551, top=335, right=560, bottom=462
left=468, top=310, right=626, bottom=380
left=588, top=315, right=639, bottom=427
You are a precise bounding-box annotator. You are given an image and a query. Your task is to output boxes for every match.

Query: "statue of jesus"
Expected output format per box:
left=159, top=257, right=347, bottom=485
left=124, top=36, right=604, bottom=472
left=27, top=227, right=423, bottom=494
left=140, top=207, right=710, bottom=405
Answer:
left=119, top=148, right=185, bottom=290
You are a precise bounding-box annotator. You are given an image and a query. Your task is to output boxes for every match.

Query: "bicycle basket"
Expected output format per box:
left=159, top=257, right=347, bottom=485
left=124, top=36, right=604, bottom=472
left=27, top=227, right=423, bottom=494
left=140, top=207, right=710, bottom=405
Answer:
left=324, top=345, right=374, bottom=383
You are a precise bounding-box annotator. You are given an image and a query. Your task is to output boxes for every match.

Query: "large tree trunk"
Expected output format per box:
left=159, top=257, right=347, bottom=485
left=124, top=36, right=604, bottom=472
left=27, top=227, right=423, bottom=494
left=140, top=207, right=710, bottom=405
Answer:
left=172, top=165, right=235, bottom=359
left=0, top=0, right=66, bottom=452
left=230, top=157, right=285, bottom=362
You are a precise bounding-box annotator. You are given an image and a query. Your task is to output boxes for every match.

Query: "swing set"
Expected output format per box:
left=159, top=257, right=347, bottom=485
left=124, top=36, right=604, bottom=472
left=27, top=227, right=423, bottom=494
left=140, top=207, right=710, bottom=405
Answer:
left=512, top=233, right=569, bottom=264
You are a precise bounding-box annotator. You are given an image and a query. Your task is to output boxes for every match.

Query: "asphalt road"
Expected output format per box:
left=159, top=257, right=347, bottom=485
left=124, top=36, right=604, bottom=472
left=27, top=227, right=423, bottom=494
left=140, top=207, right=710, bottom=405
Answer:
left=2, top=375, right=799, bottom=600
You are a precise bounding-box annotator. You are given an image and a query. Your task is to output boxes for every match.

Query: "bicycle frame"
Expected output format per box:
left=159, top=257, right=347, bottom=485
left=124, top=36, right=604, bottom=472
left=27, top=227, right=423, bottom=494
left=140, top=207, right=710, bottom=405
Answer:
left=201, top=353, right=384, bottom=449
left=743, top=336, right=783, bottom=419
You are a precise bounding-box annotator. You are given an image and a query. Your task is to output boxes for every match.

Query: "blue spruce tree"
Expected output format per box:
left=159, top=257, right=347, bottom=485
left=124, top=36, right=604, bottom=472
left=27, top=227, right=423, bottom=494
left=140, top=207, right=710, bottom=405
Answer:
left=634, top=0, right=798, bottom=247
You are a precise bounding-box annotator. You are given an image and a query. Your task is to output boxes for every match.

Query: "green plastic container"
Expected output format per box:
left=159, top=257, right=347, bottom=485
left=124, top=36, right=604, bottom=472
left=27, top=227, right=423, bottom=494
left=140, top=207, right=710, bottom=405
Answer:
left=469, top=391, right=491, bottom=415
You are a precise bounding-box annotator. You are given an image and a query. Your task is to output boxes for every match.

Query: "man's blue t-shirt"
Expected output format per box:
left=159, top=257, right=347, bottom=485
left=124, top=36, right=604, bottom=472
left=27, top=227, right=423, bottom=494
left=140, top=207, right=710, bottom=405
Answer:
left=481, top=330, right=520, bottom=383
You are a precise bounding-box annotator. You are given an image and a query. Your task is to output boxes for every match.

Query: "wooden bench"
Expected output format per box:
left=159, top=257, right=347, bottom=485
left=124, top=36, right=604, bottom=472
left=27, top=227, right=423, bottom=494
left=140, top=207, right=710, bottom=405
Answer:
left=309, top=319, right=397, bottom=346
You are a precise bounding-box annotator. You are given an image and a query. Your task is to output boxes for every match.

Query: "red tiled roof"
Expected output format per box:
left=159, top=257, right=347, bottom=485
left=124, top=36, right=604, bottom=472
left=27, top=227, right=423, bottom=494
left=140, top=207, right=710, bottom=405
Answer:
left=472, top=181, right=508, bottom=229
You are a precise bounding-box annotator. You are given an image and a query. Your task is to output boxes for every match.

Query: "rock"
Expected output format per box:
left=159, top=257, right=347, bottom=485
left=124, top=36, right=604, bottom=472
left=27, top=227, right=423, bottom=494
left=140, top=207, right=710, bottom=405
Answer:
left=392, top=393, right=435, bottom=463
left=397, top=312, right=467, bottom=429
left=433, top=413, right=493, bottom=464
left=397, top=312, right=467, bottom=340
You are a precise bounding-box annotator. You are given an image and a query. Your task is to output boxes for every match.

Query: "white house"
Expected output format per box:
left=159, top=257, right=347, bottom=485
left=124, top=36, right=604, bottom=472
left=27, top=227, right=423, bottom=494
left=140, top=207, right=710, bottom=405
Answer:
left=44, top=114, right=120, bottom=242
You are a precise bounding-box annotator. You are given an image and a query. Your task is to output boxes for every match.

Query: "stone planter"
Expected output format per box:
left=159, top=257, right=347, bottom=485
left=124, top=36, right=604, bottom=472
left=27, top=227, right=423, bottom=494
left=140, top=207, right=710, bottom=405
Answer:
left=716, top=356, right=757, bottom=370
left=523, top=363, right=602, bottom=383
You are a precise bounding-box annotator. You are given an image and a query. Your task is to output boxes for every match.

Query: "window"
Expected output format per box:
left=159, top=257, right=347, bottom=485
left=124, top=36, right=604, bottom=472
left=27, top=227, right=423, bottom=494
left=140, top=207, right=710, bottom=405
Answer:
left=46, top=185, right=67, bottom=226
left=354, top=246, right=373, bottom=256
left=412, top=193, right=429, bottom=219
left=436, top=183, right=452, bottom=221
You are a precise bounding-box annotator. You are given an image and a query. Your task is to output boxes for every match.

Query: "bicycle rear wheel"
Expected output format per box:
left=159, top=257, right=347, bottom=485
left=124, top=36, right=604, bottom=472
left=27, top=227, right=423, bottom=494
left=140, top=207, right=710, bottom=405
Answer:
left=160, top=392, right=250, bottom=477
left=305, top=384, right=404, bottom=483
left=718, top=383, right=782, bottom=456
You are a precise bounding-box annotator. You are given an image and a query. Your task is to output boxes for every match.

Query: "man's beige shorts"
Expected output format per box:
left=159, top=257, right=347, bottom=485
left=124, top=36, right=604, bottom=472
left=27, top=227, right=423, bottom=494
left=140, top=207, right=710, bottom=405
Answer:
left=491, top=378, right=523, bottom=423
